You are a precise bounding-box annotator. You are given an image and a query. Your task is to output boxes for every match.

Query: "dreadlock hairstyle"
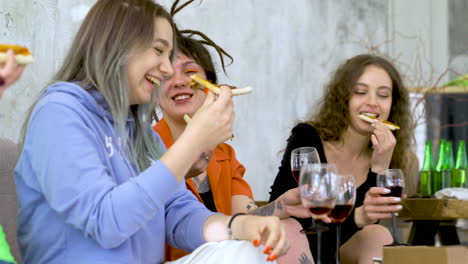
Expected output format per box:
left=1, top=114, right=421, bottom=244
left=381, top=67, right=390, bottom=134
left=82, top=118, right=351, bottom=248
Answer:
left=151, top=0, right=233, bottom=122
left=170, top=0, right=233, bottom=77
left=20, top=0, right=176, bottom=172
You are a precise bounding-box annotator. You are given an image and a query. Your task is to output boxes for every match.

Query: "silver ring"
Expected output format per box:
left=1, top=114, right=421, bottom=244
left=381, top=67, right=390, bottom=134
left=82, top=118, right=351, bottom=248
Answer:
left=200, top=152, right=210, bottom=162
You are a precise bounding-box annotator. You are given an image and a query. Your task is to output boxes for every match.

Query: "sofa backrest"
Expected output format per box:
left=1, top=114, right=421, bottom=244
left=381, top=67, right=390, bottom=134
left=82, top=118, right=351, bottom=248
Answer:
left=0, top=138, right=21, bottom=263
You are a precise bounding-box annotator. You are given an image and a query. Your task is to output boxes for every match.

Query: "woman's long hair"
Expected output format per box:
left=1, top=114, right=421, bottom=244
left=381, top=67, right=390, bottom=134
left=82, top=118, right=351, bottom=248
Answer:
left=307, top=54, right=416, bottom=192
left=20, top=0, right=175, bottom=172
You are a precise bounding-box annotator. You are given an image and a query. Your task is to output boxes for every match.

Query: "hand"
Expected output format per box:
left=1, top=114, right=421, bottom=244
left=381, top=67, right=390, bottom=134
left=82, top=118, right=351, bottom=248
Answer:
left=0, top=49, right=26, bottom=97
left=233, top=215, right=289, bottom=261
left=370, top=120, right=396, bottom=173
left=355, top=187, right=402, bottom=227
left=185, top=149, right=214, bottom=179
left=274, top=188, right=312, bottom=219
left=184, top=86, right=234, bottom=151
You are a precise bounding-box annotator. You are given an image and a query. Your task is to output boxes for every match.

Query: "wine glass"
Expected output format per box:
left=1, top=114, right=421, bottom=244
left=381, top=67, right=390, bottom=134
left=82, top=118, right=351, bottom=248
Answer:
left=290, top=147, right=320, bottom=183
left=291, top=147, right=323, bottom=234
left=329, top=175, right=356, bottom=264
left=377, top=169, right=405, bottom=246
left=299, top=163, right=339, bottom=264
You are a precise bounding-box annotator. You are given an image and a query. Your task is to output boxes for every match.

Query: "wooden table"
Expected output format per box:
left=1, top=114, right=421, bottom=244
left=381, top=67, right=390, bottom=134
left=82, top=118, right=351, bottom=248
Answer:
left=398, top=198, right=468, bottom=245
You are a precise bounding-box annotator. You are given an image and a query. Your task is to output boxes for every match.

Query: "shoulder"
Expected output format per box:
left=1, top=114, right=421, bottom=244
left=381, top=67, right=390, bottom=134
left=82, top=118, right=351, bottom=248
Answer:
left=213, top=143, right=237, bottom=160
left=288, top=122, right=320, bottom=141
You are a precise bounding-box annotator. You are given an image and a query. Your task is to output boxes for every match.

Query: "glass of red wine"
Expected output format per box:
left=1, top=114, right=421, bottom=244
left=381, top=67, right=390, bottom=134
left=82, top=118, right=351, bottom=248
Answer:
left=329, top=175, right=356, bottom=264
left=291, top=147, right=323, bottom=234
left=377, top=169, right=405, bottom=246
left=299, top=163, right=339, bottom=264
left=290, top=147, right=320, bottom=183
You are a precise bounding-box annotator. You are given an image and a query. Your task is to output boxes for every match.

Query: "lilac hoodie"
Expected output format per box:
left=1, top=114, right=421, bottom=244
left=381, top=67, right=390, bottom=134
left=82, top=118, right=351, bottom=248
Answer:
left=15, top=82, right=215, bottom=263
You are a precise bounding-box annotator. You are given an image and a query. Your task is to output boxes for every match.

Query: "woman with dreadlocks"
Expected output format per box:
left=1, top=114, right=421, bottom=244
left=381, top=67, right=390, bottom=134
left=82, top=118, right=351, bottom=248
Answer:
left=15, top=0, right=289, bottom=263
left=153, top=2, right=313, bottom=263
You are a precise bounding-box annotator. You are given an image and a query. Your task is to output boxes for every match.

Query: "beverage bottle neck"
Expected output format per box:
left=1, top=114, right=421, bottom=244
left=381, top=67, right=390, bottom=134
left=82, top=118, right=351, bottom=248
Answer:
left=444, top=141, right=454, bottom=170
left=455, top=140, right=467, bottom=170
left=435, top=140, right=446, bottom=171
left=422, top=141, right=434, bottom=171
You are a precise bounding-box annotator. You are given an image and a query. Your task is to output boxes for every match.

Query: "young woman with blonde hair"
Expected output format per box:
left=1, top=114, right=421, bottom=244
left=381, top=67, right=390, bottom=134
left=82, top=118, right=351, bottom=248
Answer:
left=15, top=1, right=288, bottom=263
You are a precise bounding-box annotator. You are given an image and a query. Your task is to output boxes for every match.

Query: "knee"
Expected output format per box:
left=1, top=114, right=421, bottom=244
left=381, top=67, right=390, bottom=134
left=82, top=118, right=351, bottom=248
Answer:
left=360, top=224, right=393, bottom=246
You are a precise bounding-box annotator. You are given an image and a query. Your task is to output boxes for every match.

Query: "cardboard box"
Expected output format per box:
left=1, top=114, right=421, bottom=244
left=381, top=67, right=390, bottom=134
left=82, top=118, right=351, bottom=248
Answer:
left=383, top=246, right=468, bottom=264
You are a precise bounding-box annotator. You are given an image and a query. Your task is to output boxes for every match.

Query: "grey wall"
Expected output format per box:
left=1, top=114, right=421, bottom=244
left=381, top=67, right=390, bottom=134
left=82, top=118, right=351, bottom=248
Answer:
left=1, top=0, right=463, bottom=200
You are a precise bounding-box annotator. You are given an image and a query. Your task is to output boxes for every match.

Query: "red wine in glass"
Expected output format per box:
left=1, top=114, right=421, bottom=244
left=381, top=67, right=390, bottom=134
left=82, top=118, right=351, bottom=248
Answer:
left=382, top=186, right=403, bottom=198
left=329, top=204, right=353, bottom=223
left=291, top=169, right=300, bottom=183
left=309, top=206, right=333, bottom=216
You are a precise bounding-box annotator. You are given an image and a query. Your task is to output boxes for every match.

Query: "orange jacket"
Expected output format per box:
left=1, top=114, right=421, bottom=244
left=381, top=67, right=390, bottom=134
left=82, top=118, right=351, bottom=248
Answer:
left=153, top=118, right=253, bottom=261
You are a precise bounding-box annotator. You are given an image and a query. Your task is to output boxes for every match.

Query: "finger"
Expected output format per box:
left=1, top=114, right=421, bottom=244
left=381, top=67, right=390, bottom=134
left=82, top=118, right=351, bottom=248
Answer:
left=263, top=219, right=281, bottom=254
left=366, top=196, right=401, bottom=206
left=10, top=66, right=25, bottom=83
left=365, top=204, right=402, bottom=213
left=368, top=187, right=390, bottom=196
left=2, top=49, right=17, bottom=76
left=215, top=85, right=233, bottom=107
left=268, top=225, right=288, bottom=260
left=201, top=89, right=216, bottom=107
left=371, top=134, right=379, bottom=147
left=321, top=216, right=332, bottom=224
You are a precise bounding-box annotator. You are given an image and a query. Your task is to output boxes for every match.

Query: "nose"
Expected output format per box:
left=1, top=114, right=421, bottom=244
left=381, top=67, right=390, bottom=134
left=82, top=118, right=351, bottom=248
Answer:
left=171, top=71, right=190, bottom=89
left=367, top=92, right=378, bottom=107
left=160, top=56, right=174, bottom=77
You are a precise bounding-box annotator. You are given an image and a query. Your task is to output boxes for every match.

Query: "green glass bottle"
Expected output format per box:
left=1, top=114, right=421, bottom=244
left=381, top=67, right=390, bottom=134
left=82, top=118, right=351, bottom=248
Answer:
left=419, top=141, right=434, bottom=197
left=433, top=140, right=446, bottom=193
left=451, top=140, right=467, bottom=188
left=442, top=141, right=454, bottom=188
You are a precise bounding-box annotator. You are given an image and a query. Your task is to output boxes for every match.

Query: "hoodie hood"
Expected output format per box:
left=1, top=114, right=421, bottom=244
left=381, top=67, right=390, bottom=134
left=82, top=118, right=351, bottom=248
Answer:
left=41, top=82, right=114, bottom=122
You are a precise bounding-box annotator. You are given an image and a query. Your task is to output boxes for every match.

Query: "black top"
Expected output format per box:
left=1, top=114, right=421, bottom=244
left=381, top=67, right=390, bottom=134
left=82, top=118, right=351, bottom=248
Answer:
left=269, top=123, right=377, bottom=263
left=199, top=189, right=217, bottom=213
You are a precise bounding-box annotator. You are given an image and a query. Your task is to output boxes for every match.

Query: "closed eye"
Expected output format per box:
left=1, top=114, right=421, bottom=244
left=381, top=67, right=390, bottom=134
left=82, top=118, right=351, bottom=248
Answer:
left=153, top=47, right=163, bottom=55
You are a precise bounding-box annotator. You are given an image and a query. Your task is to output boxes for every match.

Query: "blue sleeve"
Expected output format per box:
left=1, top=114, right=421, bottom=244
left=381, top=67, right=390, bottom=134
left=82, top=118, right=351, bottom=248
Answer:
left=164, top=185, right=218, bottom=252
left=24, top=102, right=190, bottom=248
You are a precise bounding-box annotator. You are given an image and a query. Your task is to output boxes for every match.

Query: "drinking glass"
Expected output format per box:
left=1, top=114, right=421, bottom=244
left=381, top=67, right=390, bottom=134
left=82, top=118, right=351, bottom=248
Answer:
left=377, top=169, right=405, bottom=246
left=299, top=163, right=339, bottom=264
left=290, top=147, right=320, bottom=183
left=329, top=175, right=356, bottom=264
left=290, top=147, right=323, bottom=234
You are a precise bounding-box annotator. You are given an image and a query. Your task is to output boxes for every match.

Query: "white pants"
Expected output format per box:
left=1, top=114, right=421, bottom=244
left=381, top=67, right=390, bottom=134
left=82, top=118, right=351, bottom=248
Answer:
left=165, top=240, right=277, bottom=264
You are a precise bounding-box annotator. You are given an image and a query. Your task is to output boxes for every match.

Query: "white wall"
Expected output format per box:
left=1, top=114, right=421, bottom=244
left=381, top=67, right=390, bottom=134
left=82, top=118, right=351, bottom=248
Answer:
left=1, top=0, right=450, bottom=200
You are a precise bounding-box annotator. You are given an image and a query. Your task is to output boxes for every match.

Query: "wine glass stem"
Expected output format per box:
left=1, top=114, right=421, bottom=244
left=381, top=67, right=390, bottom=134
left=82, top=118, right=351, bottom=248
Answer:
left=335, top=223, right=341, bottom=264
left=316, top=219, right=322, bottom=264
left=391, top=212, right=399, bottom=244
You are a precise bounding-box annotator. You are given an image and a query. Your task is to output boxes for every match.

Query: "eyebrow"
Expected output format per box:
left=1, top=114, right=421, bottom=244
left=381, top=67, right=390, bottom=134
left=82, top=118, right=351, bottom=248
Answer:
left=182, top=61, right=199, bottom=68
left=355, top=82, right=392, bottom=91
left=153, top=38, right=169, bottom=47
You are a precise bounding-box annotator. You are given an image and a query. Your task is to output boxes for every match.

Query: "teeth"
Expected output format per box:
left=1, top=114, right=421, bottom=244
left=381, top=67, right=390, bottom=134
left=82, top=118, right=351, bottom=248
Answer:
left=145, top=75, right=160, bottom=86
left=361, top=112, right=378, bottom=118
left=174, top=95, right=191, bottom=101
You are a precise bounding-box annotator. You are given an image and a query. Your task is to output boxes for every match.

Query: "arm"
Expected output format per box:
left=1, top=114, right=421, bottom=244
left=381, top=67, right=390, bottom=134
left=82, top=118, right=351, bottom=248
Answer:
left=26, top=102, right=186, bottom=248
left=160, top=87, right=234, bottom=182
left=233, top=188, right=311, bottom=219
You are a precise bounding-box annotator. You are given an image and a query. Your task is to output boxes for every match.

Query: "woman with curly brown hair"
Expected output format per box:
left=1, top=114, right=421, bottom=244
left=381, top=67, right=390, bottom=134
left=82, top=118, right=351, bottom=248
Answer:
left=269, top=54, right=418, bottom=264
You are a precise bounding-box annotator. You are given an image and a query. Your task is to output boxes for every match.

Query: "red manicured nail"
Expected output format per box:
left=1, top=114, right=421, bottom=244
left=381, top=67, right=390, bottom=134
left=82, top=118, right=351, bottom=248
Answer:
left=204, top=88, right=209, bottom=94
left=267, top=254, right=277, bottom=261
left=253, top=239, right=260, bottom=247
left=263, top=246, right=271, bottom=254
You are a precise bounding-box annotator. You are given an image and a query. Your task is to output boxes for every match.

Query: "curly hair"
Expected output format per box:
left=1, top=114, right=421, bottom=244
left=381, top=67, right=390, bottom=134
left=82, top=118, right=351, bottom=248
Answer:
left=307, top=54, right=417, bottom=191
